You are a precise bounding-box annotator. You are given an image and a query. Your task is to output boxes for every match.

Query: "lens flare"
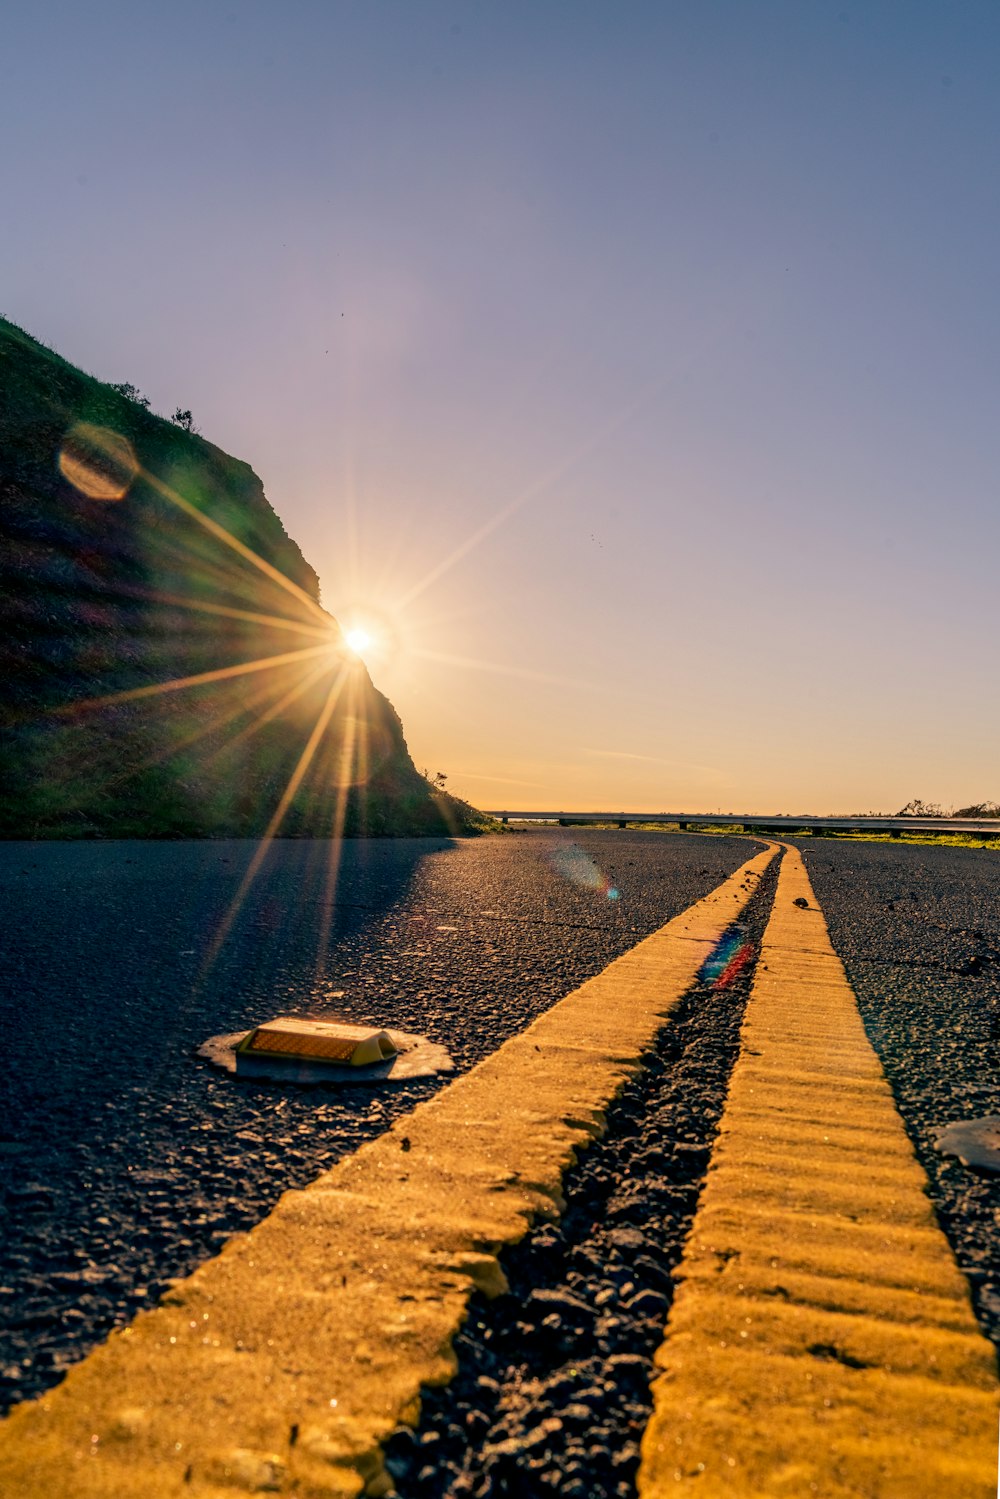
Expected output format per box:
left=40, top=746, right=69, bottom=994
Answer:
left=699, top=925, right=755, bottom=990
left=550, top=843, right=620, bottom=901
left=62, top=641, right=336, bottom=713
left=58, top=423, right=139, bottom=501
left=203, top=668, right=350, bottom=967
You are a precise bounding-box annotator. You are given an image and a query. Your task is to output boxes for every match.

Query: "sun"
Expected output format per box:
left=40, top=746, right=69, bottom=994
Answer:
left=335, top=606, right=402, bottom=671
left=345, top=626, right=372, bottom=656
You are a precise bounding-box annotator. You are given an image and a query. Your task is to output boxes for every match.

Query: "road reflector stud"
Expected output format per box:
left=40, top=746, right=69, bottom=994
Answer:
left=236, top=1018, right=398, bottom=1072
left=199, top=1017, right=451, bottom=1085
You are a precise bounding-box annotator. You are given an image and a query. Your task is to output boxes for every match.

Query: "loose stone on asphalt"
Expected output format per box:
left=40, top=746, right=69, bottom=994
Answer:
left=935, top=1117, right=1000, bottom=1174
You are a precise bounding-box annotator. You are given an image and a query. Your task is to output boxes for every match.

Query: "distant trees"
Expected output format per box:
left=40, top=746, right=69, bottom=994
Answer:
left=896, top=798, right=999, bottom=818
left=107, top=384, right=198, bottom=434
left=110, top=381, right=150, bottom=409
left=896, top=798, right=944, bottom=817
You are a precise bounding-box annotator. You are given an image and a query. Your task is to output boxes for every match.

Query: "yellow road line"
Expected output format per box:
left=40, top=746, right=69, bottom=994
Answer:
left=0, top=847, right=776, bottom=1499
left=639, top=843, right=998, bottom=1498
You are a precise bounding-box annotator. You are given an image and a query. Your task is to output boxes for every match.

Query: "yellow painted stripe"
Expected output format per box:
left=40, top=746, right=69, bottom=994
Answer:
left=0, top=847, right=776, bottom=1499
left=639, top=843, right=998, bottom=1498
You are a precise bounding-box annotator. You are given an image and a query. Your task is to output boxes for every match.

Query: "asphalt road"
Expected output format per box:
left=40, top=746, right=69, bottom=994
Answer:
left=800, top=838, right=1000, bottom=1350
left=0, top=829, right=751, bottom=1410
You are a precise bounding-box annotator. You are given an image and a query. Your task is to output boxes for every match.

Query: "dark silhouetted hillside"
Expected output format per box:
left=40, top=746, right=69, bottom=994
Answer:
left=0, top=318, right=486, bottom=838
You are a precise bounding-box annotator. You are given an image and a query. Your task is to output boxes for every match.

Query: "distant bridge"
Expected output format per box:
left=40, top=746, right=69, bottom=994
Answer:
left=486, top=811, right=1000, bottom=838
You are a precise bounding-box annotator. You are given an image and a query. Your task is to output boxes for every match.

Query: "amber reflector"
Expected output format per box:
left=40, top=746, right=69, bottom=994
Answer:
left=248, top=1028, right=358, bottom=1061
left=235, top=1017, right=398, bottom=1068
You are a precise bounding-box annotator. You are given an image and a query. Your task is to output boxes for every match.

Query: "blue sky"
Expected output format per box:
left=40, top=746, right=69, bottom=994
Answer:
left=4, top=2, right=998, bottom=809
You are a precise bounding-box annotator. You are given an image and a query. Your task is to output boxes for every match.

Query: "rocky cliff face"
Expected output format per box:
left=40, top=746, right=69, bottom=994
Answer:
left=0, top=318, right=482, bottom=838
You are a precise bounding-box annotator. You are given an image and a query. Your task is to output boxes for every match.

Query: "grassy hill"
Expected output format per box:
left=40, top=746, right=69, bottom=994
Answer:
left=0, top=318, right=488, bottom=838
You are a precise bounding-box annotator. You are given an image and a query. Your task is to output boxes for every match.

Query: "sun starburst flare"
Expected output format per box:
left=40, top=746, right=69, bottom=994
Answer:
left=60, top=641, right=340, bottom=713
left=38, top=417, right=394, bottom=994
left=202, top=666, right=352, bottom=968
left=42, top=383, right=649, bottom=977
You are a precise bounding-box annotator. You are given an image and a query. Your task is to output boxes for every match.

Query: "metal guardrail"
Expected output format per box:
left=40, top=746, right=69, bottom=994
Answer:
left=486, top=811, right=1000, bottom=837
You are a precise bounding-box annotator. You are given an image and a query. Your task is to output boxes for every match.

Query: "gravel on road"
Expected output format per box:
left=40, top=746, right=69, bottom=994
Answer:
left=800, top=838, right=1000, bottom=1358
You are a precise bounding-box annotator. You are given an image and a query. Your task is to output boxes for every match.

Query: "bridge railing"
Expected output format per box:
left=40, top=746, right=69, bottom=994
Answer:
left=485, top=811, right=1000, bottom=838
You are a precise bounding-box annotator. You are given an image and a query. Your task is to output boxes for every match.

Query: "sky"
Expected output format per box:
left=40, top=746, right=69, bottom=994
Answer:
left=3, top=1, right=999, bottom=813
